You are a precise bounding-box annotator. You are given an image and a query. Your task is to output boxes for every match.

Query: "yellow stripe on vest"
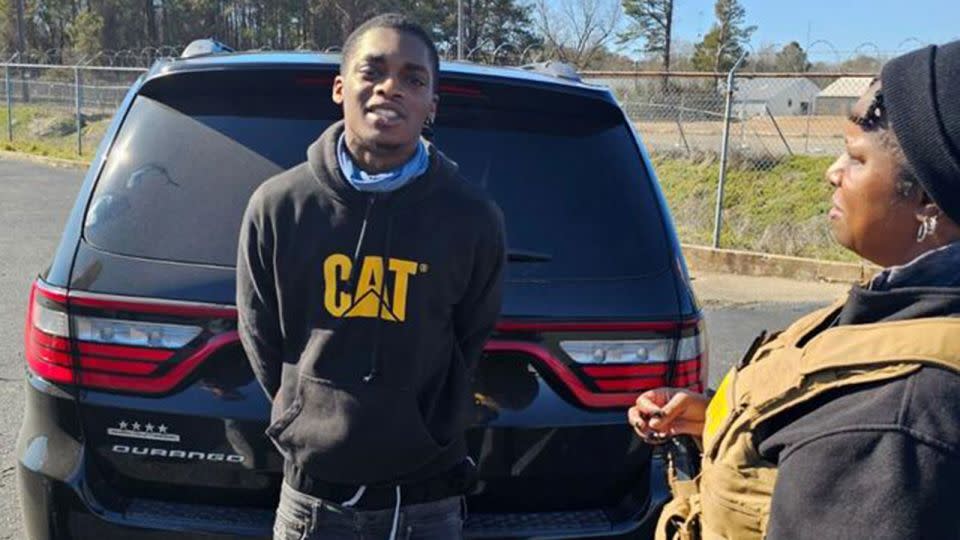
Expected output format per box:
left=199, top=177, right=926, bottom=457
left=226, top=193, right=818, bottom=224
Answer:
left=703, top=370, right=733, bottom=443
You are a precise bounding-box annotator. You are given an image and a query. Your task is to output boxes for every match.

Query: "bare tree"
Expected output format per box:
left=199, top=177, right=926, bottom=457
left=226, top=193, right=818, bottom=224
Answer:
left=534, top=0, right=622, bottom=69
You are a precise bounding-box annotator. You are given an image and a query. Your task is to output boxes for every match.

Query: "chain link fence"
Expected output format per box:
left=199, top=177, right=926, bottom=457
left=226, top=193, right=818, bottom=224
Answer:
left=584, top=71, right=875, bottom=260
left=1, top=62, right=145, bottom=158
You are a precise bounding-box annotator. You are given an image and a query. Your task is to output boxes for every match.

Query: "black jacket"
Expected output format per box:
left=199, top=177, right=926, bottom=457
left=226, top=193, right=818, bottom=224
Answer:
left=759, top=283, right=960, bottom=539
left=236, top=121, right=506, bottom=487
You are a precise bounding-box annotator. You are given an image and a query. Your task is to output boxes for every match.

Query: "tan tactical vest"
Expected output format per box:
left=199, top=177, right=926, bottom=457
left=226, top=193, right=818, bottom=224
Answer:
left=656, top=299, right=960, bottom=540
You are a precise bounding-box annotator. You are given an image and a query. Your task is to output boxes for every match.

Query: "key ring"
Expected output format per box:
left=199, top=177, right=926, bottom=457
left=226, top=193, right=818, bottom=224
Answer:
left=634, top=420, right=671, bottom=445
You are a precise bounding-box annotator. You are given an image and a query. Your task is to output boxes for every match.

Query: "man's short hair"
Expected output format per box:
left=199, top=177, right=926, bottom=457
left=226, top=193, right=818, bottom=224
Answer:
left=340, top=14, right=440, bottom=91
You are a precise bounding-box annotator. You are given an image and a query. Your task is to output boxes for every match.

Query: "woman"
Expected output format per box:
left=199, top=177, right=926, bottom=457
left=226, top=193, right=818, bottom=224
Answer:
left=630, top=41, right=960, bottom=540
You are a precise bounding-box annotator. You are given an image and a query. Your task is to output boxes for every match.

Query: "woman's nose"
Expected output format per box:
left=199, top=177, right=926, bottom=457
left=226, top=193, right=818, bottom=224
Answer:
left=826, top=156, right=844, bottom=187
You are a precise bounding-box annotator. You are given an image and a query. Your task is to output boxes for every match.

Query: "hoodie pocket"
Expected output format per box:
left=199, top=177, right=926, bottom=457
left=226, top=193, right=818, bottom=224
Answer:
left=265, top=393, right=304, bottom=460
left=271, top=374, right=447, bottom=484
left=419, top=342, right=471, bottom=449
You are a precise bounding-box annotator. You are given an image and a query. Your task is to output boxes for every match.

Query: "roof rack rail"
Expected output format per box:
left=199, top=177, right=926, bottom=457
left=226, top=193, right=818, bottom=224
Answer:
left=181, top=39, right=235, bottom=59
left=519, top=61, right=581, bottom=83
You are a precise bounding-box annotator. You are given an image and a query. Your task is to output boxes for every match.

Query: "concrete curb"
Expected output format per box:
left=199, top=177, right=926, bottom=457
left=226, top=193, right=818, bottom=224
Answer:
left=0, top=150, right=90, bottom=170
left=682, top=244, right=879, bottom=283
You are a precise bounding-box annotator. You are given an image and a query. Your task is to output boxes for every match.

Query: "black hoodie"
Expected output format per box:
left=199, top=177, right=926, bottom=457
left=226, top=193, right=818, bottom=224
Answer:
left=236, top=121, right=506, bottom=487
left=757, top=281, right=960, bottom=539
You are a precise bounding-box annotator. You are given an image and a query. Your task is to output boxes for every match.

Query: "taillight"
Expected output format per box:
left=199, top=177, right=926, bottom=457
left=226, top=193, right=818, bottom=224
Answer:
left=24, top=280, right=237, bottom=394
left=492, top=318, right=707, bottom=409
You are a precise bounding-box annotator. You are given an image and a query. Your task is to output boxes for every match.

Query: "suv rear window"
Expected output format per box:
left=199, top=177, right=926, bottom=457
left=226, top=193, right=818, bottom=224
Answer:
left=84, top=71, right=669, bottom=279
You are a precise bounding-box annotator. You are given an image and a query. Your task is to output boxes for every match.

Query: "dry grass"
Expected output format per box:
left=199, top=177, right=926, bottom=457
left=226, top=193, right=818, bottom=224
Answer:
left=636, top=115, right=846, bottom=138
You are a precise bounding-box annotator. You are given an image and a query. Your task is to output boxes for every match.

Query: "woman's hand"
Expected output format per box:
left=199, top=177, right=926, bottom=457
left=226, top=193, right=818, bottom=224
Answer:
left=628, top=388, right=709, bottom=442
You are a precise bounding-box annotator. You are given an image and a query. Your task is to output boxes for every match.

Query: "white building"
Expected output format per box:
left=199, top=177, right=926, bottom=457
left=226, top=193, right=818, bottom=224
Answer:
left=732, top=77, right=820, bottom=117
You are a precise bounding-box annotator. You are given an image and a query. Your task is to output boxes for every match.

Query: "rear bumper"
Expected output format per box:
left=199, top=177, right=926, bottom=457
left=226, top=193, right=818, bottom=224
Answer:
left=18, top=464, right=268, bottom=539
left=18, top=454, right=669, bottom=540
left=18, top=373, right=671, bottom=540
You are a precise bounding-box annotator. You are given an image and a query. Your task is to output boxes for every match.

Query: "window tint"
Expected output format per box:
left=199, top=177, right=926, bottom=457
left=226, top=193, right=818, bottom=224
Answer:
left=85, top=80, right=669, bottom=279
left=84, top=95, right=332, bottom=265
left=434, top=116, right=668, bottom=279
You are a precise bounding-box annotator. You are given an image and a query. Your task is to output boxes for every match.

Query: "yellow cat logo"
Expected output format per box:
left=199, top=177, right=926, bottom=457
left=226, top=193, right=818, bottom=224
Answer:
left=323, top=254, right=420, bottom=322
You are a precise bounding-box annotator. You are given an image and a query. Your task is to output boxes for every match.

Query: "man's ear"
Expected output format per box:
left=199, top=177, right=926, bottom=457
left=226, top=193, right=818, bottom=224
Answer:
left=332, top=75, right=345, bottom=105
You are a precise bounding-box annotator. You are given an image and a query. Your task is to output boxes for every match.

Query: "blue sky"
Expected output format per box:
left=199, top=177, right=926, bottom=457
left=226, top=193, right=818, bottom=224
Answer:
left=618, top=0, right=960, bottom=61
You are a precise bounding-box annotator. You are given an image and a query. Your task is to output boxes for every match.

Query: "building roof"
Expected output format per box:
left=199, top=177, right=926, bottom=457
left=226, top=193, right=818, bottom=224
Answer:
left=817, top=77, right=874, bottom=98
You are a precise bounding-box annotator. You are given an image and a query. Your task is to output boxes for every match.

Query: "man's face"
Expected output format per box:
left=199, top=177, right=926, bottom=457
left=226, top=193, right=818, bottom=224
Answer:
left=333, top=27, right=437, bottom=154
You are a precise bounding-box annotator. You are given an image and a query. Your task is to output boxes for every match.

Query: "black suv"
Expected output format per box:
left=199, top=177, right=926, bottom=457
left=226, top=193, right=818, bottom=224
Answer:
left=18, top=44, right=706, bottom=539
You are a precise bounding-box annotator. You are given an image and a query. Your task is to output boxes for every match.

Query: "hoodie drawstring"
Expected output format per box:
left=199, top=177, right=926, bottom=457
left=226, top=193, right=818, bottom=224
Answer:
left=341, top=485, right=367, bottom=507
left=343, top=194, right=377, bottom=310
left=340, top=192, right=390, bottom=384
left=388, top=486, right=402, bottom=540
left=363, top=213, right=394, bottom=383
left=338, top=484, right=402, bottom=540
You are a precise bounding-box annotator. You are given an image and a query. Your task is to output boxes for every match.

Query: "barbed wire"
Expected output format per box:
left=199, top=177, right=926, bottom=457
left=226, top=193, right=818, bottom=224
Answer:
left=1, top=38, right=932, bottom=69
left=0, top=46, right=187, bottom=67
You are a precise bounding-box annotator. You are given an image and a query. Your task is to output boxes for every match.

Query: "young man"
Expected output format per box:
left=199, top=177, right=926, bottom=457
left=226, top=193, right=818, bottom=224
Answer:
left=236, top=14, right=506, bottom=540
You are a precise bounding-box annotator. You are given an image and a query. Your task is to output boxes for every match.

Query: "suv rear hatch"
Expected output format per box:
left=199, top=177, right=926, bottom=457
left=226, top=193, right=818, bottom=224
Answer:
left=24, top=64, right=703, bottom=534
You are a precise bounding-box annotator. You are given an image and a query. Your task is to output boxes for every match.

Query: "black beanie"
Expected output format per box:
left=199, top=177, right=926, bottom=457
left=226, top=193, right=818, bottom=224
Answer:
left=881, top=40, right=960, bottom=224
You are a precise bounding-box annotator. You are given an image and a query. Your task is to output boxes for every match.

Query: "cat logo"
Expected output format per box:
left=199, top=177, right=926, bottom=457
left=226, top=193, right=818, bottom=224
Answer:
left=323, top=254, right=421, bottom=323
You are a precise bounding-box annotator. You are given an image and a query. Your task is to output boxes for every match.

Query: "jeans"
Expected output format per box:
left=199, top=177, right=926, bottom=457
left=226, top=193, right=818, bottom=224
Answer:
left=274, top=481, right=466, bottom=540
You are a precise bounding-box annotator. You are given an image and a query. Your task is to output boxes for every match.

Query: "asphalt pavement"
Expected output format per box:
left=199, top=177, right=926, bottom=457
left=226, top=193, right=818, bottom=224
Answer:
left=0, top=157, right=84, bottom=539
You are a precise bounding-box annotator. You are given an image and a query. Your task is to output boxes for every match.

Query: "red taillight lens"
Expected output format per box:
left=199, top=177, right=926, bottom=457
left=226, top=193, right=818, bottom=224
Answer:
left=583, top=357, right=703, bottom=392
left=491, top=318, right=707, bottom=409
left=25, top=282, right=76, bottom=384
left=24, top=280, right=237, bottom=394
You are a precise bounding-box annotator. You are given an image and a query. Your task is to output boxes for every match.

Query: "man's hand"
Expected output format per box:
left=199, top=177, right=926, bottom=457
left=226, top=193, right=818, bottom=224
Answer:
left=628, top=388, right=709, bottom=442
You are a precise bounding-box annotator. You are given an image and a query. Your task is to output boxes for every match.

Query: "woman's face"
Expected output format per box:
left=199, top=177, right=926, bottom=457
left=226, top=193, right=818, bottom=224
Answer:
left=826, top=84, right=925, bottom=267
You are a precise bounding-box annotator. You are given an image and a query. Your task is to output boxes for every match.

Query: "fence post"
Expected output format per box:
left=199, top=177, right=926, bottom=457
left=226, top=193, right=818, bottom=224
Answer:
left=74, top=66, right=82, bottom=155
left=675, top=117, right=691, bottom=157
left=677, top=92, right=691, bottom=157
left=765, top=104, right=793, bottom=156
left=5, top=65, right=11, bottom=141
left=713, top=51, right=749, bottom=249
left=17, top=54, right=29, bottom=103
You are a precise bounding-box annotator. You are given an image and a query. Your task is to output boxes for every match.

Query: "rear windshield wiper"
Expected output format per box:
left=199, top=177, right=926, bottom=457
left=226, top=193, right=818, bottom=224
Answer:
left=507, top=248, right=553, bottom=263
